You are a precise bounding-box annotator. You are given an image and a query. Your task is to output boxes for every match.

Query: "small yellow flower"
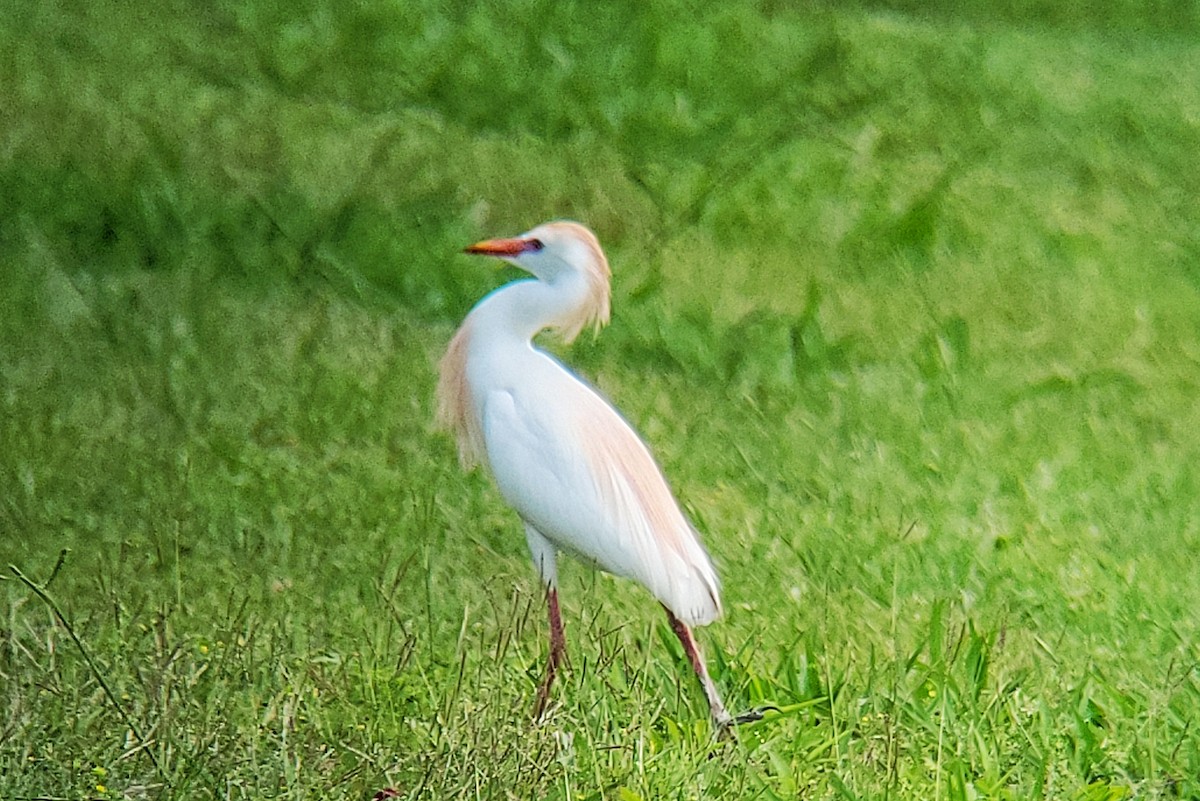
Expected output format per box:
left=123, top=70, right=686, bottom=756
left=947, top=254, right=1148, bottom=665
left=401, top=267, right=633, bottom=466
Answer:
left=96, top=784, right=107, bottom=794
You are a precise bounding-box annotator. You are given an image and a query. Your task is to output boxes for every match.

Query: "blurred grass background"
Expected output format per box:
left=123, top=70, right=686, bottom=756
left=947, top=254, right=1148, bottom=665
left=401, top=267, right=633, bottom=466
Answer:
left=3, top=1, right=1200, bottom=799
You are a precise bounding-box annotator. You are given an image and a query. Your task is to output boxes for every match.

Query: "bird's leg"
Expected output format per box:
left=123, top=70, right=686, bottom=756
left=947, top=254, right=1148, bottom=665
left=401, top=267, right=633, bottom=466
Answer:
left=664, top=607, right=735, bottom=731
left=533, top=586, right=566, bottom=720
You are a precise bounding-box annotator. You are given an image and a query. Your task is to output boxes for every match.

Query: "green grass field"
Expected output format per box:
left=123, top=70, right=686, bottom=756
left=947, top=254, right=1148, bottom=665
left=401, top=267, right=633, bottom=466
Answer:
left=4, top=1, right=1200, bottom=798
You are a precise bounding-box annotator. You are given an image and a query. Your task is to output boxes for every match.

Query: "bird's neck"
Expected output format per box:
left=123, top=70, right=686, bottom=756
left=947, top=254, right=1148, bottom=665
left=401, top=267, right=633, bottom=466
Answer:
left=468, top=276, right=594, bottom=346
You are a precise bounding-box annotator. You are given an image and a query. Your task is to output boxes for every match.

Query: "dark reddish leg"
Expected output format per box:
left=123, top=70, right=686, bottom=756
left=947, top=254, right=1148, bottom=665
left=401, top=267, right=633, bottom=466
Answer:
left=533, top=587, right=566, bottom=720
left=665, top=607, right=734, bottom=730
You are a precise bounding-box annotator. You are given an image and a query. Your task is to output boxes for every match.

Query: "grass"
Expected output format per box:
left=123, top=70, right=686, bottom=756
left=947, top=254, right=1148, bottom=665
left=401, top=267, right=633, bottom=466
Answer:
left=3, top=0, right=1200, bottom=798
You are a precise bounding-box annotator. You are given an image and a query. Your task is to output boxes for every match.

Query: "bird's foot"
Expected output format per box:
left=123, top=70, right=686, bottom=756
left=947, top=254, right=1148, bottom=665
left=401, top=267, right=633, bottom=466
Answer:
left=733, top=705, right=779, bottom=725
left=713, top=705, right=780, bottom=737
left=532, top=673, right=558, bottom=723
left=532, top=690, right=551, bottom=723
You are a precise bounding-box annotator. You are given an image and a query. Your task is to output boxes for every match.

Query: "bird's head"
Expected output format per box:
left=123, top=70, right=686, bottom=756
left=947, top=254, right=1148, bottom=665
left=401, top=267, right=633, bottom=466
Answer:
left=464, top=220, right=611, bottom=341
left=465, top=221, right=607, bottom=282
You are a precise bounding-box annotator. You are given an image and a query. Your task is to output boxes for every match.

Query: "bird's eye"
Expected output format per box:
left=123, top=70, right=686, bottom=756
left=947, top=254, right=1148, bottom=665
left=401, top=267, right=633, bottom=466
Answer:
left=525, top=238, right=545, bottom=252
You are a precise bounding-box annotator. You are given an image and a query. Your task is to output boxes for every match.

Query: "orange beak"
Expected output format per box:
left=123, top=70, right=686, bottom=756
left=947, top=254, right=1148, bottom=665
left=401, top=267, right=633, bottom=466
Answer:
left=464, top=237, right=538, bottom=257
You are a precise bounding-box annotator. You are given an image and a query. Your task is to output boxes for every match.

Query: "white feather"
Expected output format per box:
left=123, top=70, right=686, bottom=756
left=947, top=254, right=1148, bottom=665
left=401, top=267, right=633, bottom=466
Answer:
left=479, top=354, right=721, bottom=625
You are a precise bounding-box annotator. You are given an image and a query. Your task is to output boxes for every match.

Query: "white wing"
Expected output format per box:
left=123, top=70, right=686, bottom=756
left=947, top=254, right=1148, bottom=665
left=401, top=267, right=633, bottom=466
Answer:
left=480, top=356, right=721, bottom=626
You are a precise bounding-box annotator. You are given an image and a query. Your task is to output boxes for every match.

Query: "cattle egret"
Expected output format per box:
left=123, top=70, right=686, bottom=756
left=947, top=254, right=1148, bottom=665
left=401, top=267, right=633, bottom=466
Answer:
left=437, top=221, right=759, bottom=731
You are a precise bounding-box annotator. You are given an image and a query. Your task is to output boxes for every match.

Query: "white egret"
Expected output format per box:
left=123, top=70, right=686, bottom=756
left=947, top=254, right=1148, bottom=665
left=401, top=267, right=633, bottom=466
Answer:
left=437, top=221, right=760, bottom=730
